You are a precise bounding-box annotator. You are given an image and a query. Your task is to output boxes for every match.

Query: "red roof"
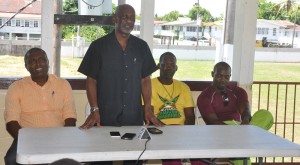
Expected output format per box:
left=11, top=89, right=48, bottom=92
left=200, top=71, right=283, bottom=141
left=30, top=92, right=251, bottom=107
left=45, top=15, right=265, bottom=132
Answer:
left=0, top=0, right=41, bottom=15
left=269, top=20, right=296, bottom=27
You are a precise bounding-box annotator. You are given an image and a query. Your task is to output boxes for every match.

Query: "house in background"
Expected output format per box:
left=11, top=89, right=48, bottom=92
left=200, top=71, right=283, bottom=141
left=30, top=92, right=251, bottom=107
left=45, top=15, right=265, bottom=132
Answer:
left=255, top=19, right=300, bottom=47
left=0, top=0, right=41, bottom=40
left=156, top=17, right=300, bottom=47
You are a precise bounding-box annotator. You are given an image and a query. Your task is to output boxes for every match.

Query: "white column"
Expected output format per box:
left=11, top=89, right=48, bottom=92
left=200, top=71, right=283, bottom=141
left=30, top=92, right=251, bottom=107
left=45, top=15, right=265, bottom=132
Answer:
left=118, top=0, right=126, bottom=5
left=140, top=1, right=155, bottom=51
left=232, top=0, right=258, bottom=102
left=220, top=0, right=236, bottom=64
left=41, top=1, right=54, bottom=74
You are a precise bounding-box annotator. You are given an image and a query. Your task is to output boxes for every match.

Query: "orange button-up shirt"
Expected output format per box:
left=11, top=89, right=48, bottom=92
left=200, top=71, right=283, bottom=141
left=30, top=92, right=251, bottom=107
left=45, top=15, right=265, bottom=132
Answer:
left=4, top=74, right=77, bottom=128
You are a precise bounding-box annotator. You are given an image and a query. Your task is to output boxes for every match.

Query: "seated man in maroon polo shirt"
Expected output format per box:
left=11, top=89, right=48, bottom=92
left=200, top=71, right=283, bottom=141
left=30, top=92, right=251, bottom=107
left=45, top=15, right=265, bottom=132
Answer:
left=197, top=61, right=252, bottom=165
left=197, top=61, right=251, bottom=125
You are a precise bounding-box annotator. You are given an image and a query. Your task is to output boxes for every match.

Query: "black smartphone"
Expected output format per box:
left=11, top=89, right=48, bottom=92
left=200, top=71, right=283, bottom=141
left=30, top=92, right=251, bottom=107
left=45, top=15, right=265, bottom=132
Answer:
left=121, top=133, right=136, bottom=140
left=147, top=127, right=163, bottom=134
left=110, top=131, right=121, bottom=137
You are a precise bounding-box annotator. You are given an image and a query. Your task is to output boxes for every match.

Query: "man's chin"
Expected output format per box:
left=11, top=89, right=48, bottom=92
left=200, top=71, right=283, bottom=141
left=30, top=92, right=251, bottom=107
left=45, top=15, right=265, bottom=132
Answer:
left=217, top=85, right=227, bottom=91
left=121, top=28, right=133, bottom=34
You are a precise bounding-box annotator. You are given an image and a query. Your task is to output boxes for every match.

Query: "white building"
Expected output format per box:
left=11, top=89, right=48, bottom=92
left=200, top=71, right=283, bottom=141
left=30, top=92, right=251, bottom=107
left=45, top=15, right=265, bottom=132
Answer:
left=0, top=13, right=41, bottom=40
left=0, top=0, right=41, bottom=40
left=158, top=18, right=300, bottom=47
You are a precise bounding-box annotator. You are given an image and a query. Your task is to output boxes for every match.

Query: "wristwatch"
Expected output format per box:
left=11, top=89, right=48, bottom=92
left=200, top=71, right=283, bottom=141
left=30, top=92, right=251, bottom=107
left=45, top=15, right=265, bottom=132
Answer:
left=90, top=107, right=99, bottom=113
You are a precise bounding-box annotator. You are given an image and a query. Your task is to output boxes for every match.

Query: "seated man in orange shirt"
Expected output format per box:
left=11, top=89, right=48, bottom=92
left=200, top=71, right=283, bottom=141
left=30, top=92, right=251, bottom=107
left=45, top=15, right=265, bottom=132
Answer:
left=4, top=48, right=77, bottom=165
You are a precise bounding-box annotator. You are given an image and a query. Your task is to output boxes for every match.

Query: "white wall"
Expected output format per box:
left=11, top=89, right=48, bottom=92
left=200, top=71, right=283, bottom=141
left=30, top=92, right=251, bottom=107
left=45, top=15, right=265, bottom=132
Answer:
left=60, top=44, right=300, bottom=62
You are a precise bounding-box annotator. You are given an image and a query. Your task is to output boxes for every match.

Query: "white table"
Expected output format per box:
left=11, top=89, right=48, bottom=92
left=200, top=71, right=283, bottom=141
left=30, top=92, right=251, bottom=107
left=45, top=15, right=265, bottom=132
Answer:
left=17, top=125, right=300, bottom=164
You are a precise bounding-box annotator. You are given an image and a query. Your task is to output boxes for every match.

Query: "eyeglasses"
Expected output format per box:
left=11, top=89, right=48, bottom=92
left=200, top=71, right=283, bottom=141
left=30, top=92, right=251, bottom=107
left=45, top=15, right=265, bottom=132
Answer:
left=221, top=91, right=229, bottom=106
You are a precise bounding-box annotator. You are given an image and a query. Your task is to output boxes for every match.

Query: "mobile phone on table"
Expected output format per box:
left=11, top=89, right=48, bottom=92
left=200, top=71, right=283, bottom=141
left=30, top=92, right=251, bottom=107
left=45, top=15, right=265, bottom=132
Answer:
left=121, top=133, right=136, bottom=140
left=110, top=131, right=121, bottom=137
left=147, top=127, right=163, bottom=134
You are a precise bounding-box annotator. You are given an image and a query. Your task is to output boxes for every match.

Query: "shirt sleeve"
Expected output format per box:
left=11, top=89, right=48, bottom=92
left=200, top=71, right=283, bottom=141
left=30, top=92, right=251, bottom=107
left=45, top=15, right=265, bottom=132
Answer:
left=236, top=86, right=249, bottom=103
left=4, top=82, right=22, bottom=123
left=197, top=90, right=215, bottom=117
left=141, top=42, right=157, bottom=78
left=62, top=80, right=77, bottom=120
left=77, top=41, right=101, bottom=79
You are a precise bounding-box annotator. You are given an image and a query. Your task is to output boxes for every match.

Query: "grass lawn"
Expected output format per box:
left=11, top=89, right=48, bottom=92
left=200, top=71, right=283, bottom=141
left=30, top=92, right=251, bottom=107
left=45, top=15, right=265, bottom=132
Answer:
left=2, top=55, right=300, bottom=82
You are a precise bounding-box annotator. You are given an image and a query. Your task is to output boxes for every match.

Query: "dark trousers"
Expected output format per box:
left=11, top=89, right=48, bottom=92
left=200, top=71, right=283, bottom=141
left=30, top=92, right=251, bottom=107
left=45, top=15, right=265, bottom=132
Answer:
left=4, top=139, right=20, bottom=165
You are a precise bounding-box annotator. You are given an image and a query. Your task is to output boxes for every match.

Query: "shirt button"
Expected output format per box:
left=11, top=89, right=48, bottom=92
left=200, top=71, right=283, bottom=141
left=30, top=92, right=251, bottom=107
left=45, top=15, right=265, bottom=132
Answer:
left=124, top=53, right=126, bottom=56
left=125, top=78, right=127, bottom=81
left=125, top=65, right=128, bottom=68
left=124, top=91, right=127, bottom=94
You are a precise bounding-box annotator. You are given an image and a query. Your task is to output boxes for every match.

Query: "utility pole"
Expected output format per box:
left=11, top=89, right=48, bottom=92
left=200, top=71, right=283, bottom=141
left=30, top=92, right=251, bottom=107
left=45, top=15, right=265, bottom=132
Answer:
left=291, top=6, right=299, bottom=48
left=53, top=0, right=62, bottom=76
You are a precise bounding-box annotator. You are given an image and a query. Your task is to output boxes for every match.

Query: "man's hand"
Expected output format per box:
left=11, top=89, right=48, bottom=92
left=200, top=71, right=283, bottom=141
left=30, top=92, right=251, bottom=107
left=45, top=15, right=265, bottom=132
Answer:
left=80, top=111, right=101, bottom=129
left=240, top=118, right=250, bottom=125
left=144, top=107, right=164, bottom=126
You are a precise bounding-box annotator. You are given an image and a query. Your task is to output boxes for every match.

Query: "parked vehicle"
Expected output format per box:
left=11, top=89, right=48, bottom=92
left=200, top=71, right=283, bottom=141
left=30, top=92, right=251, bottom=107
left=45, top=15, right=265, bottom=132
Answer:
left=256, top=37, right=292, bottom=48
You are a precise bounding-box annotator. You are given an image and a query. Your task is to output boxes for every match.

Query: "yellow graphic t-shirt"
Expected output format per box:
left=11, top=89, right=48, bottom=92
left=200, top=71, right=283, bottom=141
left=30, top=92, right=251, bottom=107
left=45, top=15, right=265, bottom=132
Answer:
left=151, top=78, right=194, bottom=125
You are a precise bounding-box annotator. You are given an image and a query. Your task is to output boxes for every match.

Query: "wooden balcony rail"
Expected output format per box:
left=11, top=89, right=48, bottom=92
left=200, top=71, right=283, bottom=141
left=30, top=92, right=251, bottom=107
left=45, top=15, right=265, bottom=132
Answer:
left=252, top=81, right=300, bottom=164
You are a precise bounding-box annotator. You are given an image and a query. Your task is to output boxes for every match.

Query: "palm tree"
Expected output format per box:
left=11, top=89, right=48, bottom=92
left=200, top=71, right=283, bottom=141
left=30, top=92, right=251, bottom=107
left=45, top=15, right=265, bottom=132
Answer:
left=275, top=0, right=298, bottom=18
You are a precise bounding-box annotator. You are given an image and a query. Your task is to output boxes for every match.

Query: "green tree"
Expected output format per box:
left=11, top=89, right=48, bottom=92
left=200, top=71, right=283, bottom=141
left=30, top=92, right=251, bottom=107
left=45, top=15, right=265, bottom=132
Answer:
left=258, top=0, right=279, bottom=20
left=161, top=11, right=183, bottom=21
left=288, top=5, right=300, bottom=25
left=271, top=0, right=300, bottom=21
left=80, top=26, right=107, bottom=42
left=188, top=6, right=213, bottom=22
left=63, top=0, right=78, bottom=14
left=257, top=0, right=300, bottom=24
left=61, top=0, right=116, bottom=40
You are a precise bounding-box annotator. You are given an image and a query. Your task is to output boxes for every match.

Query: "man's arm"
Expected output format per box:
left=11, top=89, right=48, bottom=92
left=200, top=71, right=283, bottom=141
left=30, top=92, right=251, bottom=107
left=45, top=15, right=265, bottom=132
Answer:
left=6, top=121, right=21, bottom=139
left=197, top=94, right=225, bottom=125
left=237, top=87, right=251, bottom=125
left=184, top=107, right=195, bottom=125
left=202, top=113, right=225, bottom=125
left=80, top=76, right=101, bottom=129
left=239, top=101, right=251, bottom=125
left=142, top=76, right=163, bottom=126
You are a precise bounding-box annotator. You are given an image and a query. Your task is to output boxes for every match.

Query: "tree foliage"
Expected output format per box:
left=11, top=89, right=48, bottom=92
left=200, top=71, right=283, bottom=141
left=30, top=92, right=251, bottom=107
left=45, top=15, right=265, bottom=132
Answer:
left=258, top=0, right=300, bottom=24
left=61, top=0, right=116, bottom=40
left=160, top=10, right=183, bottom=21
left=257, top=0, right=287, bottom=20
left=63, top=0, right=78, bottom=15
left=188, top=6, right=213, bottom=22
left=80, top=26, right=107, bottom=42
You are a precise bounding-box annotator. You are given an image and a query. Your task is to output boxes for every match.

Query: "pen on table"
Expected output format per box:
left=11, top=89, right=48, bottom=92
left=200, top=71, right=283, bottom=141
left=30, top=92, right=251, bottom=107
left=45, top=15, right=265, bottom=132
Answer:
left=52, top=91, right=55, bottom=97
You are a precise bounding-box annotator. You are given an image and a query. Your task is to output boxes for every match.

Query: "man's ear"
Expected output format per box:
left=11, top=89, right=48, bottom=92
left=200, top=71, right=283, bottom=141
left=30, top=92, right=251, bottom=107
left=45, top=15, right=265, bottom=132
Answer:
left=211, top=71, right=214, bottom=77
left=175, top=65, right=178, bottom=71
left=112, top=15, right=116, bottom=23
left=157, top=63, right=160, bottom=69
left=25, top=63, right=28, bottom=70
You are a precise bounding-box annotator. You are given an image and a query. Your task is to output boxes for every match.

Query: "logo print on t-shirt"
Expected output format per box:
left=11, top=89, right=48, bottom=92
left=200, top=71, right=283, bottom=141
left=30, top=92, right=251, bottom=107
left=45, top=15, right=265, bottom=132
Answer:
left=157, top=95, right=181, bottom=120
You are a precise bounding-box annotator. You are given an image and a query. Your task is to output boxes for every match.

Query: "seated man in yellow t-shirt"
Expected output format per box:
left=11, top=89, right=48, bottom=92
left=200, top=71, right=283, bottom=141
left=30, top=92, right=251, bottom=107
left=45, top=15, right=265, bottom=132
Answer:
left=151, top=52, right=208, bottom=165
